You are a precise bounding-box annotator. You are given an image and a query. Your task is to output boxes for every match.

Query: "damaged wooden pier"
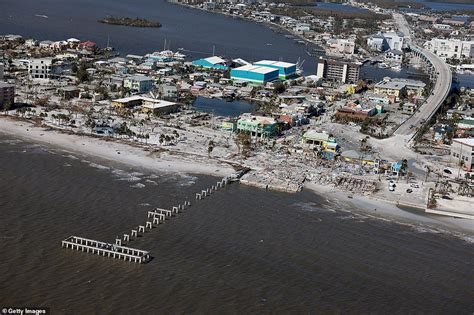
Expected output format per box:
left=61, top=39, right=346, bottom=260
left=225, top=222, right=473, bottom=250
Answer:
left=61, top=236, right=151, bottom=264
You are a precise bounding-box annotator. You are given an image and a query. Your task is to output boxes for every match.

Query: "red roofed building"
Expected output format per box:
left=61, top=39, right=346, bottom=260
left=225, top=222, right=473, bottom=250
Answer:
left=78, top=41, right=97, bottom=52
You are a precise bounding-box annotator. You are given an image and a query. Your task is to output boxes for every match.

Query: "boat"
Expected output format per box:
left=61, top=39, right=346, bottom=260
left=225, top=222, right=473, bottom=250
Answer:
left=391, top=65, right=402, bottom=71
left=35, top=14, right=48, bottom=18
left=147, top=50, right=186, bottom=61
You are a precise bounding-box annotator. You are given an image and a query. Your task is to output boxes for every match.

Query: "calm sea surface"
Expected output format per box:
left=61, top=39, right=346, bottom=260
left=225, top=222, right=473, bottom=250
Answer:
left=0, top=135, right=473, bottom=313
left=193, top=96, right=256, bottom=117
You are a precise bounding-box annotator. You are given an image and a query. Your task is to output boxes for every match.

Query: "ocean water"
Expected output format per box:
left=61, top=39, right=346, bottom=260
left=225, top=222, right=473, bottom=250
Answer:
left=0, top=134, right=473, bottom=313
left=0, top=0, right=318, bottom=73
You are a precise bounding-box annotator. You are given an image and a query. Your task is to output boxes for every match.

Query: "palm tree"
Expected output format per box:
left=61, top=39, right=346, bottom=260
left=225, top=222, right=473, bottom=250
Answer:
left=424, top=165, right=431, bottom=182
left=3, top=101, right=12, bottom=115
left=208, top=140, right=215, bottom=157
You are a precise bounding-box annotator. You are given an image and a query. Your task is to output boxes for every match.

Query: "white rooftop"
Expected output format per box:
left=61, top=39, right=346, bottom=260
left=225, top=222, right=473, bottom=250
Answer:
left=255, top=59, right=296, bottom=68
left=233, top=64, right=278, bottom=75
left=141, top=99, right=177, bottom=109
left=453, top=138, right=474, bottom=147
left=204, top=56, right=226, bottom=65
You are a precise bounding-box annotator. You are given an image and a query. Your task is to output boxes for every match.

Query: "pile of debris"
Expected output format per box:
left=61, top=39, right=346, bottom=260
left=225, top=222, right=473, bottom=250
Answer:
left=240, top=170, right=305, bottom=193
left=308, top=173, right=378, bottom=194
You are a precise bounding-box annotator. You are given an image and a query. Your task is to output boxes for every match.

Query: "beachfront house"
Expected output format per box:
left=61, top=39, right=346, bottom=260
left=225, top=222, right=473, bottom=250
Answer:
left=301, top=130, right=338, bottom=153
left=237, top=114, right=277, bottom=138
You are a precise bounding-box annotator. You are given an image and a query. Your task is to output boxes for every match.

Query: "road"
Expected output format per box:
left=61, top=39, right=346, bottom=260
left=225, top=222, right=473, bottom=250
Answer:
left=392, top=13, right=452, bottom=137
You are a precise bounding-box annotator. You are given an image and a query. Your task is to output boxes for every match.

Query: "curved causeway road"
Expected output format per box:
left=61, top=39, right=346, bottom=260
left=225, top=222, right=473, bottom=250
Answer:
left=392, top=13, right=452, bottom=138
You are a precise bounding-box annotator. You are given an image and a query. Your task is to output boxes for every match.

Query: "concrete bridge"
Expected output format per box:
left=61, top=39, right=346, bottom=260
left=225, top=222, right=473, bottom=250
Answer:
left=392, top=13, right=453, bottom=139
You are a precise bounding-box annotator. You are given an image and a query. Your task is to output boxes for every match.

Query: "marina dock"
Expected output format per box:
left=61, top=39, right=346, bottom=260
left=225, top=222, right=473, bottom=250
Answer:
left=61, top=236, right=151, bottom=264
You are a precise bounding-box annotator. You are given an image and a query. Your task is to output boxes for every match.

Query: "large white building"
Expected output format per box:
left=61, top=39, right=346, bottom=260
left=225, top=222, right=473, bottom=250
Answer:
left=424, top=38, right=474, bottom=60
left=450, top=138, right=474, bottom=171
left=28, top=58, right=53, bottom=80
left=367, top=31, right=405, bottom=52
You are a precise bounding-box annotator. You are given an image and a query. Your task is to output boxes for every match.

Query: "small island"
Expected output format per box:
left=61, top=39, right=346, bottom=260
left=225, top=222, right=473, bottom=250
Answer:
left=98, top=16, right=162, bottom=28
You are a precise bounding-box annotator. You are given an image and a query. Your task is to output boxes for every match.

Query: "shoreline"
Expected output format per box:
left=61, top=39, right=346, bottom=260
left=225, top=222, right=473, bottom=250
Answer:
left=304, top=182, right=474, bottom=236
left=1, top=116, right=472, bottom=236
left=0, top=116, right=235, bottom=177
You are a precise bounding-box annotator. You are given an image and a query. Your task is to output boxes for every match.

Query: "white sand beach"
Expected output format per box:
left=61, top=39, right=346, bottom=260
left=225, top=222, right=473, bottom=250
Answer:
left=0, top=117, right=235, bottom=177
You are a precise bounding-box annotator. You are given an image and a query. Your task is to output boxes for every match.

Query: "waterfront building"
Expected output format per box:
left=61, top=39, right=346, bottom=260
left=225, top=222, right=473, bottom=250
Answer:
left=450, top=138, right=474, bottom=171
left=383, top=31, right=405, bottom=50
left=24, top=38, right=38, bottom=48
left=124, top=75, right=154, bottom=93
left=140, top=99, right=180, bottom=115
left=78, top=41, right=97, bottom=52
left=340, top=150, right=376, bottom=166
left=28, top=58, right=53, bottom=80
left=301, top=130, right=338, bottom=152
left=38, top=40, right=53, bottom=49
left=384, top=49, right=403, bottom=63
left=0, top=82, right=15, bottom=108
left=424, top=38, right=474, bottom=60
left=253, top=60, right=297, bottom=79
left=230, top=65, right=279, bottom=85
left=236, top=114, right=277, bottom=138
left=316, top=58, right=361, bottom=84
left=192, top=56, right=228, bottom=70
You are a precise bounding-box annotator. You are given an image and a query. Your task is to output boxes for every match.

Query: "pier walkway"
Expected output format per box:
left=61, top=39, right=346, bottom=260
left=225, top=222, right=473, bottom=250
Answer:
left=61, top=174, right=237, bottom=264
left=61, top=236, right=151, bottom=263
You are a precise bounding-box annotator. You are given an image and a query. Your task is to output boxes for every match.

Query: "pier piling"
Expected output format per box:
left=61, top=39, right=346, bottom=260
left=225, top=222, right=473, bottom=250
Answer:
left=131, top=230, right=138, bottom=237
left=138, top=225, right=145, bottom=233
left=155, top=208, right=172, bottom=217
left=123, top=234, right=130, bottom=242
left=146, top=221, right=152, bottom=229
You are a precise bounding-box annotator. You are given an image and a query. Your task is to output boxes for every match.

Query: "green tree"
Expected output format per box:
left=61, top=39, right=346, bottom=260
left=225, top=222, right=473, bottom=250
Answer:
left=3, top=101, right=12, bottom=115
left=208, top=140, right=215, bottom=157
